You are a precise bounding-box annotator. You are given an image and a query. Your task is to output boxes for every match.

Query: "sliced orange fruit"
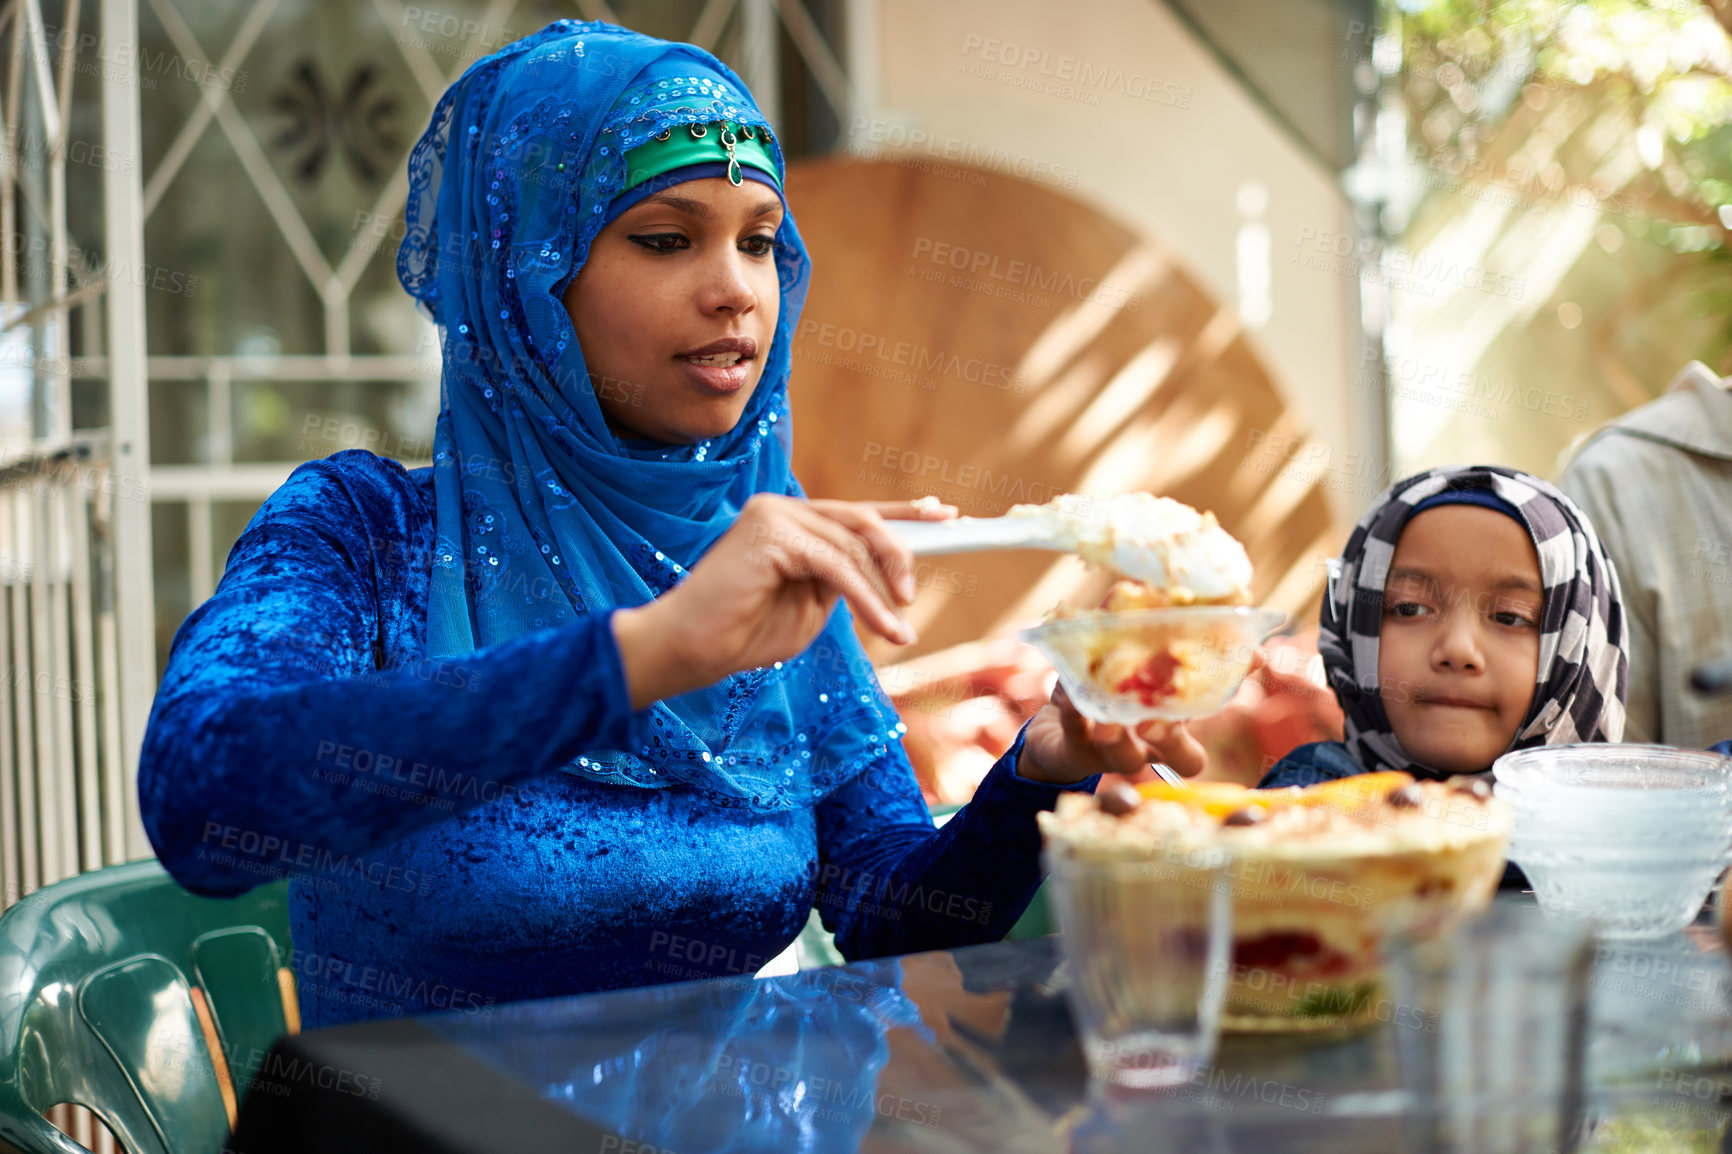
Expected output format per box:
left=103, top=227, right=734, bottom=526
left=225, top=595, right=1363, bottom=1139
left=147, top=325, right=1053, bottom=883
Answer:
left=1291, top=771, right=1414, bottom=809
left=1135, top=780, right=1259, bottom=817
left=1130, top=771, right=1416, bottom=820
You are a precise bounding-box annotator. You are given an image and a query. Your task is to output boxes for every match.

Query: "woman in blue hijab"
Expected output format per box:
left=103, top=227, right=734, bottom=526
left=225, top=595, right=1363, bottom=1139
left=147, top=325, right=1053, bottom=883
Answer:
left=138, top=21, right=1164, bottom=1029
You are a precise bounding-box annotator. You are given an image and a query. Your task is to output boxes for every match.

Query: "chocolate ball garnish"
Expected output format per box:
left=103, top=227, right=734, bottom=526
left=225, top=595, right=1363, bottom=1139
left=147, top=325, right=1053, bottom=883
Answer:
left=1449, top=778, right=1493, bottom=800
left=1097, top=780, right=1142, bottom=817
left=1387, top=784, right=1424, bottom=809
left=1223, top=806, right=1267, bottom=827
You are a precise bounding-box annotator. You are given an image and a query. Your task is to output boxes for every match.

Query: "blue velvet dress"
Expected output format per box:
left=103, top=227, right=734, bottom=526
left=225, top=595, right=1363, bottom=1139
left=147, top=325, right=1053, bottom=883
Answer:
left=137, top=450, right=1095, bottom=1028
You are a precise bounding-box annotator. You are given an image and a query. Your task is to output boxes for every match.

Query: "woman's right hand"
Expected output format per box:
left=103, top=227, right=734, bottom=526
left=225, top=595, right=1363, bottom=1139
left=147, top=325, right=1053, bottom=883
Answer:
left=611, top=494, right=949, bottom=708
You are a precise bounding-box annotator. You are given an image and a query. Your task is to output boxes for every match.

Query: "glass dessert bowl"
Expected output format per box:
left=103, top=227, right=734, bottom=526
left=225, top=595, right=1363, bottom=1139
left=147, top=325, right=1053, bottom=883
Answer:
left=1494, top=744, right=1732, bottom=938
left=1038, top=772, right=1514, bottom=1032
left=1018, top=606, right=1286, bottom=724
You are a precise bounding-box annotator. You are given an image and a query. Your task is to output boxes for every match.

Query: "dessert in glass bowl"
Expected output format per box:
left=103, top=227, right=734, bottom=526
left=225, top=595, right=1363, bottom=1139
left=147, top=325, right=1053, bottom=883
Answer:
left=1019, top=604, right=1286, bottom=723
left=1038, top=772, right=1513, bottom=1031
left=1013, top=494, right=1282, bottom=722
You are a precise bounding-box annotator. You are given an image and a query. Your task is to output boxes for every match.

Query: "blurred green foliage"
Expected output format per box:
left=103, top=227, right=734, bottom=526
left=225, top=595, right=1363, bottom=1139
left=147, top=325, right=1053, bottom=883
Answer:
left=1390, top=0, right=1732, bottom=369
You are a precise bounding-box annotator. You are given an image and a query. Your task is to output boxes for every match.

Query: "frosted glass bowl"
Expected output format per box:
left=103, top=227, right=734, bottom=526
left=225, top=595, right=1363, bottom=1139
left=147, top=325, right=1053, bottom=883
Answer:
left=1513, top=854, right=1728, bottom=939
left=1018, top=607, right=1285, bottom=724
left=1493, top=744, right=1732, bottom=800
left=1494, top=745, right=1732, bottom=938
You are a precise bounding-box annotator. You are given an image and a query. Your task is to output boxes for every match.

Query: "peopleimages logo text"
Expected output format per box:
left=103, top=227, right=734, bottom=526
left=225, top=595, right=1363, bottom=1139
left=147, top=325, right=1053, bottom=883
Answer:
left=848, top=116, right=1081, bottom=190
left=959, top=35, right=1192, bottom=107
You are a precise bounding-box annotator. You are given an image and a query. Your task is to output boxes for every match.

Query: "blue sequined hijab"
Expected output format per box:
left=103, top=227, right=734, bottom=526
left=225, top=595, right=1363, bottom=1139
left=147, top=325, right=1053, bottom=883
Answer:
left=397, top=21, right=903, bottom=810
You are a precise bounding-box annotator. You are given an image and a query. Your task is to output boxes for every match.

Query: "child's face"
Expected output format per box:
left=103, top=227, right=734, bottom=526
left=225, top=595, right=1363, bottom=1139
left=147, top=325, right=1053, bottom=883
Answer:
left=1375, top=505, right=1543, bottom=775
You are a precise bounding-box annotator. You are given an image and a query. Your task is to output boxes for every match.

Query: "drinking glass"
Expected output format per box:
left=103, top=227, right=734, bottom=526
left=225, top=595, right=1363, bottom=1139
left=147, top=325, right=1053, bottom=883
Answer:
left=1044, top=845, right=1233, bottom=1092
left=1387, top=901, right=1594, bottom=1153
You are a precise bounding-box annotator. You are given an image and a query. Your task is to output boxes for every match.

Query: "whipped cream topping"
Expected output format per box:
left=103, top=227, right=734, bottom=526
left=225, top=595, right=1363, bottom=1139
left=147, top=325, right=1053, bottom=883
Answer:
left=1006, top=492, right=1253, bottom=602
left=1039, top=782, right=1513, bottom=865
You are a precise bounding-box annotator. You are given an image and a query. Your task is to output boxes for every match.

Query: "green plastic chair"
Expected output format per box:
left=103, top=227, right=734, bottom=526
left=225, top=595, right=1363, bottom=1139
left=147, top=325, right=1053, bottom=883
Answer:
left=0, top=861, right=298, bottom=1154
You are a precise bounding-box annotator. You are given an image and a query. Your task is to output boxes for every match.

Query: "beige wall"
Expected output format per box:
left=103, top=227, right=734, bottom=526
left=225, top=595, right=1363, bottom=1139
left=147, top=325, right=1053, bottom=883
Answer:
left=858, top=0, right=1368, bottom=521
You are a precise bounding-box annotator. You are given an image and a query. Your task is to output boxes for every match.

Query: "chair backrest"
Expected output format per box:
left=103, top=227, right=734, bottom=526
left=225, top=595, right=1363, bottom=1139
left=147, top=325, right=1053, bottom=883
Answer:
left=0, top=861, right=297, bottom=1154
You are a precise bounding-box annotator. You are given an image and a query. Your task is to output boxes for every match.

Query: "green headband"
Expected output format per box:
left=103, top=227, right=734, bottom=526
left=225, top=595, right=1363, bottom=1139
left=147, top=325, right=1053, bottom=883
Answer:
left=621, top=120, right=782, bottom=194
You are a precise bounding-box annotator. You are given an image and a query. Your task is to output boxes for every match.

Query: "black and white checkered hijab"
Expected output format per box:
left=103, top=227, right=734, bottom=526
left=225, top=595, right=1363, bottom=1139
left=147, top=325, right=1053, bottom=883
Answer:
left=1319, top=466, right=1627, bottom=777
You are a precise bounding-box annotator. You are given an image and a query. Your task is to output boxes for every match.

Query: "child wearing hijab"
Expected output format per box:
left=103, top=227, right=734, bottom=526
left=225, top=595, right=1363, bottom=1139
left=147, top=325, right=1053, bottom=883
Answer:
left=1253, top=465, right=1629, bottom=787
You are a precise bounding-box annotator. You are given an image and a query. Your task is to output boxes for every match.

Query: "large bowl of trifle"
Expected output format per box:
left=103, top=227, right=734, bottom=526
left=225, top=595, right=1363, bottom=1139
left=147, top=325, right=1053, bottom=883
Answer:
left=1040, top=772, right=1513, bottom=1032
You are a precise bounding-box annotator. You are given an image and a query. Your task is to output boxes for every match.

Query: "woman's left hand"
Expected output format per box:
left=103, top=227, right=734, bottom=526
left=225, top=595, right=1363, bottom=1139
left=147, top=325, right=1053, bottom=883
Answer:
left=1015, top=682, right=1206, bottom=786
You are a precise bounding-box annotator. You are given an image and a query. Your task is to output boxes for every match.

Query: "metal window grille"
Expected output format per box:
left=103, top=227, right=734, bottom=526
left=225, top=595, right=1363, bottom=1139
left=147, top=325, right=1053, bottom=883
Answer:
left=0, top=0, right=862, bottom=896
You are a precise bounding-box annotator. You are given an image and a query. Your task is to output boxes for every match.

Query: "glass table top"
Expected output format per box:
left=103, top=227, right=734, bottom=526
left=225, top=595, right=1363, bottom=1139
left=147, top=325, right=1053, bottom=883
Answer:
left=403, top=898, right=1732, bottom=1153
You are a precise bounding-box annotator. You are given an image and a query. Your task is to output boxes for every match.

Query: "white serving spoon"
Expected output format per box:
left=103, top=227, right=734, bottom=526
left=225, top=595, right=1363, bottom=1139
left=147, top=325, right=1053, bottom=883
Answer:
left=887, top=495, right=1252, bottom=603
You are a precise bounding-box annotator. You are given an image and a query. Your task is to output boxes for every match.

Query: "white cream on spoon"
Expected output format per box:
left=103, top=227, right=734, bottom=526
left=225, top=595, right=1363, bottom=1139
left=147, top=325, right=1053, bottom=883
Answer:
left=888, top=492, right=1252, bottom=601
